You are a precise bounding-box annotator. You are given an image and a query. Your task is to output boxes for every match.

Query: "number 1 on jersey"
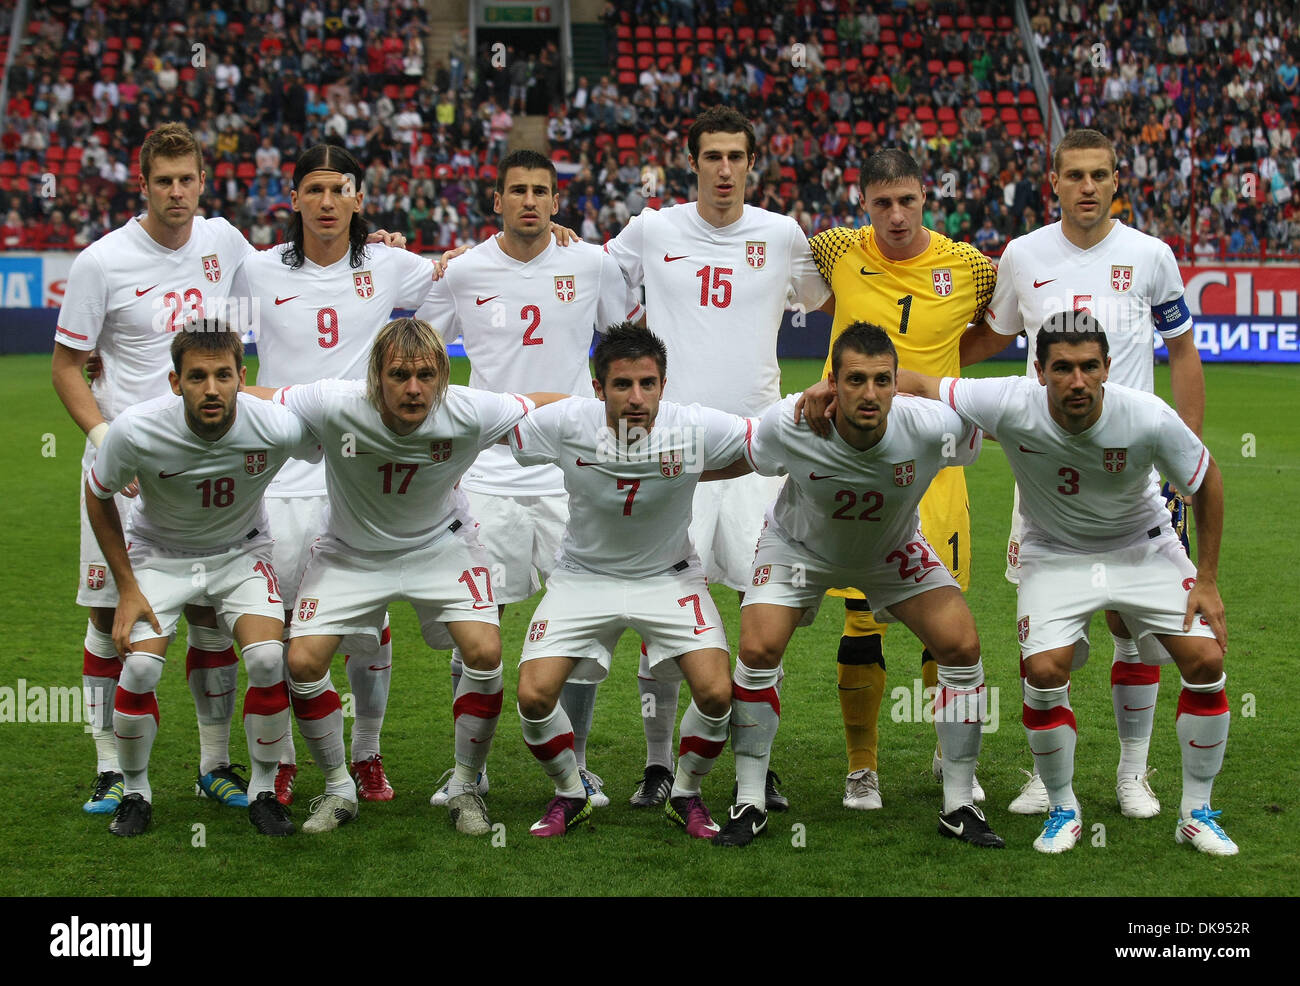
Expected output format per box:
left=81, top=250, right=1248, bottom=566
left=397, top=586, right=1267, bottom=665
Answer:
left=896, top=294, right=912, bottom=335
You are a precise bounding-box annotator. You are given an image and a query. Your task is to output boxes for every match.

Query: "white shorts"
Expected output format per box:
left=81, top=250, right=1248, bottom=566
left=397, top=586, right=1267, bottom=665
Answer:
left=519, top=561, right=729, bottom=684
left=78, top=463, right=130, bottom=607
left=690, top=471, right=785, bottom=591
left=1015, top=527, right=1217, bottom=660
left=267, top=495, right=329, bottom=602
left=464, top=489, right=567, bottom=604
left=743, top=524, right=960, bottom=625
left=126, top=536, right=284, bottom=645
left=289, top=524, right=499, bottom=646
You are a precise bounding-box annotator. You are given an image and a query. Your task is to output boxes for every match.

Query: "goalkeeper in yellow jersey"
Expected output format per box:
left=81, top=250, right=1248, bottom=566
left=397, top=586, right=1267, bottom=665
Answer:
left=799, top=149, right=996, bottom=811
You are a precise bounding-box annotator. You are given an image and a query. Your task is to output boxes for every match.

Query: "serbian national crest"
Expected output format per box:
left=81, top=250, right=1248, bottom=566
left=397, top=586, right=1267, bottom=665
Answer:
left=297, top=598, right=319, bottom=622
left=528, top=620, right=548, bottom=642
left=245, top=451, right=268, bottom=475
left=354, top=270, right=374, bottom=299
left=86, top=564, right=107, bottom=590
left=1017, top=616, right=1030, bottom=643
left=1110, top=265, right=1133, bottom=292
left=893, top=460, right=915, bottom=486
left=752, top=565, right=771, bottom=587
left=202, top=254, right=221, bottom=283
left=1007, top=540, right=1020, bottom=568
left=1103, top=448, right=1127, bottom=473
left=932, top=268, right=953, bottom=297
left=430, top=440, right=453, bottom=463
left=554, top=275, right=576, bottom=303
left=660, top=450, right=683, bottom=478
left=746, top=240, right=766, bottom=269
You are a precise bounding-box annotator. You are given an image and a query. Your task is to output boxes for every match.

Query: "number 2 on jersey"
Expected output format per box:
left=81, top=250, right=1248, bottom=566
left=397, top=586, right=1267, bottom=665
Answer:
left=520, top=305, right=543, bottom=346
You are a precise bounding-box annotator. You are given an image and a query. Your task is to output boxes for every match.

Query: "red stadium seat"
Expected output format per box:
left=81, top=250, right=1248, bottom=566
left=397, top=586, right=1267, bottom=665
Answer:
left=879, top=29, right=896, bottom=44
left=921, top=120, right=937, bottom=137
left=736, top=27, right=754, bottom=42
left=1022, top=106, right=1041, bottom=122
left=861, top=44, right=878, bottom=59
left=914, top=105, right=934, bottom=121
left=615, top=56, right=634, bottom=71
left=434, top=164, right=454, bottom=180
left=843, top=168, right=859, bottom=186
left=882, top=44, right=900, bottom=59
left=634, top=40, right=653, bottom=55
left=46, top=145, right=64, bottom=161
left=617, top=133, right=637, bottom=149
left=618, top=149, right=638, bottom=165
left=236, top=161, right=256, bottom=180
left=617, top=71, right=636, bottom=87
left=617, top=41, right=632, bottom=55
left=616, top=24, right=631, bottom=39
left=478, top=165, right=497, bottom=181
left=1018, top=89, right=1036, bottom=105
left=999, top=107, right=1019, bottom=123
left=977, top=89, right=992, bottom=105
left=823, top=58, right=841, bottom=73
left=757, top=28, right=774, bottom=43
left=957, top=15, right=974, bottom=30
left=637, top=56, right=653, bottom=70
left=634, top=26, right=651, bottom=40
left=936, top=106, right=955, bottom=121
left=105, top=37, right=123, bottom=50
left=981, top=107, right=995, bottom=123
left=937, top=14, right=953, bottom=29
left=715, top=26, right=732, bottom=42
left=835, top=121, right=851, bottom=135
left=675, top=26, right=691, bottom=40
left=654, top=25, right=671, bottom=39
left=696, top=26, right=714, bottom=41
left=997, top=16, right=1013, bottom=29
left=0, top=160, right=17, bottom=177
left=996, top=89, right=1014, bottom=105
left=656, top=41, right=673, bottom=55
left=552, top=149, right=571, bottom=162
left=947, top=59, right=965, bottom=76
left=977, top=15, right=994, bottom=30
left=879, top=14, right=894, bottom=28
left=657, top=55, right=674, bottom=69
left=926, top=60, right=944, bottom=76
left=127, top=36, right=143, bottom=51
left=853, top=121, right=873, bottom=136
left=1005, top=122, right=1023, bottom=137
left=940, top=121, right=958, bottom=137
left=215, top=162, right=234, bottom=179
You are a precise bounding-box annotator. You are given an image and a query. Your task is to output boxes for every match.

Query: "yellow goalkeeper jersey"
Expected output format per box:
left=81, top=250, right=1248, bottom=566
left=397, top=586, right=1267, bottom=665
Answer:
left=809, top=225, right=996, bottom=380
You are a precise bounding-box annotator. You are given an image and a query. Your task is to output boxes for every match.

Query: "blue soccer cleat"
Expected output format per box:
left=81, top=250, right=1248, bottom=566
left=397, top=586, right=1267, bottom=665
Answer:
left=83, top=770, right=124, bottom=814
left=196, top=764, right=250, bottom=807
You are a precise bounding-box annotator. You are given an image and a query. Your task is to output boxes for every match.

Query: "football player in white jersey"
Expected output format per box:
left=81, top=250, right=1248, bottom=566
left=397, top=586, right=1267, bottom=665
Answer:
left=232, top=143, right=440, bottom=807
left=52, top=123, right=259, bottom=815
left=415, top=148, right=641, bottom=810
left=711, top=323, right=1003, bottom=848
left=262, top=318, right=566, bottom=835
left=961, top=130, right=1208, bottom=819
left=588, top=107, right=830, bottom=808
left=904, top=312, right=1235, bottom=855
left=84, top=327, right=317, bottom=837
left=507, top=323, right=748, bottom=839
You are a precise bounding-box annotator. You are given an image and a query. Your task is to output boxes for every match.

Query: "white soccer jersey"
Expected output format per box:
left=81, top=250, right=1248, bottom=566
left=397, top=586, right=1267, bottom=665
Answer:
left=745, top=394, right=981, bottom=568
left=942, top=375, right=1210, bottom=552
left=985, top=221, right=1191, bottom=393
left=508, top=398, right=751, bottom=578
left=55, top=215, right=255, bottom=422
left=416, top=235, right=642, bottom=496
left=604, top=203, right=830, bottom=415
left=236, top=242, right=437, bottom=497
left=276, top=379, right=532, bottom=552
left=87, top=393, right=315, bottom=551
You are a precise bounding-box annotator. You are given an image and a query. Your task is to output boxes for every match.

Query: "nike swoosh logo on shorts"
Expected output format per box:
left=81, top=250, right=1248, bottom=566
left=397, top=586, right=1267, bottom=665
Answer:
left=472, top=603, right=494, bottom=610
left=693, top=626, right=716, bottom=635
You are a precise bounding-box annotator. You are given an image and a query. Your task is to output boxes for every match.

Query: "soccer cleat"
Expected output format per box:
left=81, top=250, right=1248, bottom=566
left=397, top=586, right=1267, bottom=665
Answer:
left=579, top=767, right=610, bottom=808
left=302, top=793, right=359, bottom=834
left=628, top=763, right=674, bottom=807
left=274, top=763, right=297, bottom=806
left=529, top=795, right=592, bottom=837
left=733, top=769, right=790, bottom=812
left=249, top=791, right=294, bottom=836
left=1175, top=805, right=1239, bottom=856
left=1116, top=768, right=1161, bottom=818
left=108, top=793, right=152, bottom=837
left=666, top=795, right=720, bottom=839
left=447, top=791, right=492, bottom=835
left=843, top=767, right=883, bottom=810
left=351, top=754, right=394, bottom=802
left=1033, top=806, right=1083, bottom=854
left=1007, top=768, right=1050, bottom=815
left=428, top=767, right=489, bottom=807
left=83, top=770, right=124, bottom=814
left=712, top=803, right=768, bottom=847
left=196, top=764, right=250, bottom=807
left=937, top=804, right=1005, bottom=848
left=932, top=749, right=985, bottom=803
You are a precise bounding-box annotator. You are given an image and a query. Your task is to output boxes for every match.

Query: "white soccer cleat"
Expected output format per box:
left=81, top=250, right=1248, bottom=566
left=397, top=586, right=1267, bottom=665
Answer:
left=1175, top=805, right=1239, bottom=856
left=931, top=749, right=985, bottom=804
left=1116, top=767, right=1161, bottom=818
left=447, top=791, right=492, bottom=836
left=429, top=767, right=489, bottom=807
left=843, top=768, right=882, bottom=810
left=579, top=767, right=610, bottom=808
left=302, top=793, right=359, bottom=834
left=1033, top=805, right=1083, bottom=854
left=1007, top=768, right=1050, bottom=815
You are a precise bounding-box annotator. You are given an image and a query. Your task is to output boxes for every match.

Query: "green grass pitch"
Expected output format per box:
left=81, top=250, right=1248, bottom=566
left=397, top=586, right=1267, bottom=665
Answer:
left=0, top=353, right=1293, bottom=897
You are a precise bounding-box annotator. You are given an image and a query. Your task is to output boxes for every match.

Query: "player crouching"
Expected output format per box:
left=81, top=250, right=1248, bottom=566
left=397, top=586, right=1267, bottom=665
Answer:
left=85, top=324, right=319, bottom=837
left=904, top=311, right=1236, bottom=855
left=712, top=323, right=1002, bottom=848
left=508, top=324, right=752, bottom=838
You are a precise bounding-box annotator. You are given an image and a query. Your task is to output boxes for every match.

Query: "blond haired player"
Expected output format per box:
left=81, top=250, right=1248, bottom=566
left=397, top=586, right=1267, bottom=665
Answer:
left=798, top=149, right=994, bottom=810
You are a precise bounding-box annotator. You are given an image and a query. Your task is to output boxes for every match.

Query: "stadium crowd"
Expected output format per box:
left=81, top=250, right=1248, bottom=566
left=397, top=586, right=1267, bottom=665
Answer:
left=0, top=0, right=1297, bottom=258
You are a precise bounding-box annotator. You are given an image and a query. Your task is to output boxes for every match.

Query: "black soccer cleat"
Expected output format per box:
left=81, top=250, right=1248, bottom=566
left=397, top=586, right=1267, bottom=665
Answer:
left=733, top=769, right=790, bottom=812
left=937, top=804, right=1005, bottom=848
left=109, top=793, right=152, bottom=837
left=628, top=763, right=674, bottom=807
left=249, top=791, right=295, bottom=836
left=712, top=803, right=769, bottom=847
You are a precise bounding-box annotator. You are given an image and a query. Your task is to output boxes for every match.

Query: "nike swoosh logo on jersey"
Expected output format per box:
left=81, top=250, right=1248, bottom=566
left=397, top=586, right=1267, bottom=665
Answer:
left=859, top=268, right=883, bottom=276
left=257, top=732, right=288, bottom=746
left=809, top=472, right=836, bottom=480
left=1033, top=278, right=1056, bottom=288
left=1188, top=739, right=1225, bottom=749
left=475, top=295, right=500, bottom=305
left=158, top=469, right=187, bottom=478
left=693, top=626, right=717, bottom=635
left=1123, top=704, right=1154, bottom=712
left=135, top=285, right=158, bottom=296
left=938, top=816, right=964, bottom=836
left=575, top=458, right=600, bottom=467
left=274, top=295, right=299, bottom=306
left=664, top=253, right=689, bottom=262
left=367, top=663, right=392, bottom=672
left=1016, top=445, right=1045, bottom=454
